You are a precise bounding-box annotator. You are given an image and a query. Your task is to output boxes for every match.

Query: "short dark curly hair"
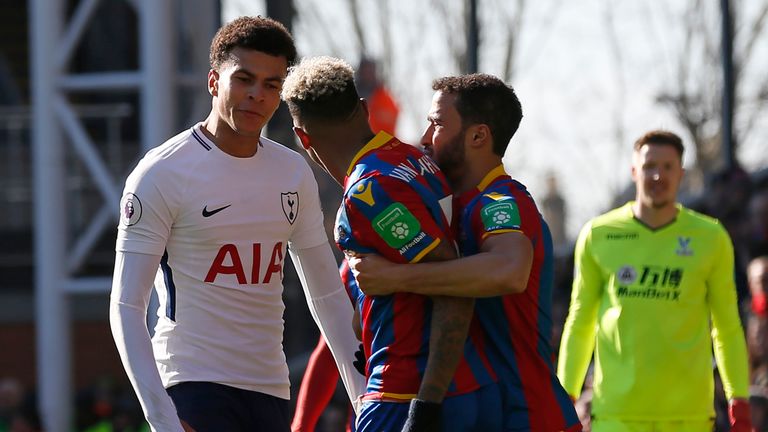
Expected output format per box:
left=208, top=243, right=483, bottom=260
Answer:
left=209, top=16, right=297, bottom=70
left=432, top=74, right=522, bottom=157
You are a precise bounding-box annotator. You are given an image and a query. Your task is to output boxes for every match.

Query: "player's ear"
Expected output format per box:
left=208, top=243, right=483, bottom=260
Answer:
left=293, top=127, right=312, bottom=150
left=359, top=98, right=369, bottom=117
left=208, top=69, right=219, bottom=96
left=467, top=124, right=490, bottom=148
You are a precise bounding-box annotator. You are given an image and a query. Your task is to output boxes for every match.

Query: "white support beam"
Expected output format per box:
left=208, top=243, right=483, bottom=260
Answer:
left=67, top=205, right=115, bottom=273
left=56, top=0, right=102, bottom=70
left=140, top=0, right=176, bottom=151
left=31, top=0, right=72, bottom=430
left=63, top=276, right=114, bottom=294
left=54, top=95, right=121, bottom=208
left=59, top=71, right=143, bottom=91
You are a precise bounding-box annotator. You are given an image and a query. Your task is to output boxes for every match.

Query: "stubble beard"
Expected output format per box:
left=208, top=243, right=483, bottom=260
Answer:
left=434, top=133, right=467, bottom=186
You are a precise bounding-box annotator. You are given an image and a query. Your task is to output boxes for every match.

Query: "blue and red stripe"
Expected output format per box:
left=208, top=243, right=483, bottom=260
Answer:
left=338, top=132, right=495, bottom=399
left=458, top=169, right=579, bottom=430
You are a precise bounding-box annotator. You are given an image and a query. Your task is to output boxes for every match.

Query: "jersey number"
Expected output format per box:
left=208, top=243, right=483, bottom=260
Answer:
left=204, top=242, right=284, bottom=284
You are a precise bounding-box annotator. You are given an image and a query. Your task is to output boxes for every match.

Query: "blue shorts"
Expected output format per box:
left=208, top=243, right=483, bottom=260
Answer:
left=442, top=383, right=503, bottom=431
left=167, top=381, right=289, bottom=432
left=356, top=383, right=502, bottom=432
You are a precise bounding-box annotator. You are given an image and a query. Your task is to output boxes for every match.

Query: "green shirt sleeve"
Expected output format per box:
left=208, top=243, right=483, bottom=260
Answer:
left=708, top=225, right=750, bottom=400
left=557, top=221, right=602, bottom=398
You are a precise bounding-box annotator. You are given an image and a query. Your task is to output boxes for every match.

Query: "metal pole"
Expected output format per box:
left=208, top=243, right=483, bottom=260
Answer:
left=721, top=0, right=735, bottom=169
left=140, top=0, right=176, bottom=334
left=466, top=0, right=479, bottom=73
left=30, top=0, right=72, bottom=429
left=140, top=0, right=176, bottom=151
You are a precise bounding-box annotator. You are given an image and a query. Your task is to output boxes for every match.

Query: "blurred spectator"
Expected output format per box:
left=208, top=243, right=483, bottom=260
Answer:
left=0, top=378, right=23, bottom=432
left=355, top=57, right=399, bottom=135
left=750, top=365, right=768, bottom=432
left=541, top=172, right=568, bottom=250
left=9, top=394, right=40, bottom=432
left=746, top=313, right=768, bottom=377
left=748, top=257, right=768, bottom=318
left=698, top=165, right=753, bottom=301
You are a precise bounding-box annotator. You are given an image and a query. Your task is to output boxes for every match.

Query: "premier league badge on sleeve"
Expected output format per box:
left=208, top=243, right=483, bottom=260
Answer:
left=281, top=192, right=299, bottom=225
left=120, top=193, right=142, bottom=227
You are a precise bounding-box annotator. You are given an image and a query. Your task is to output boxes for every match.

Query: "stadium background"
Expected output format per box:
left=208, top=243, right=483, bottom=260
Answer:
left=0, top=0, right=767, bottom=430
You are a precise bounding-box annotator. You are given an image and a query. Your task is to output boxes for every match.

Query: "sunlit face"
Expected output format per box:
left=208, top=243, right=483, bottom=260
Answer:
left=631, top=144, right=684, bottom=210
left=209, top=47, right=288, bottom=137
left=420, top=91, right=467, bottom=178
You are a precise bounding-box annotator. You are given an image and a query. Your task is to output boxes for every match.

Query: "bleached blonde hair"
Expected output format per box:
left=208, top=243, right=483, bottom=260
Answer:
left=281, top=56, right=360, bottom=122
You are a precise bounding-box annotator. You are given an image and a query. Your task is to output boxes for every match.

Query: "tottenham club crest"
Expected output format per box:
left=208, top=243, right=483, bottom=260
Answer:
left=281, top=192, right=299, bottom=225
left=120, top=193, right=142, bottom=227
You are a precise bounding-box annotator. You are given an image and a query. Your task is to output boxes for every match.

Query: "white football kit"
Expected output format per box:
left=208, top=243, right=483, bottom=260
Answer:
left=111, top=123, right=363, bottom=431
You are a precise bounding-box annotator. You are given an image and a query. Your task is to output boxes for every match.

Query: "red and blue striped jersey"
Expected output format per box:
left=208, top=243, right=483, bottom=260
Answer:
left=339, top=259, right=360, bottom=305
left=456, top=165, right=579, bottom=431
left=335, top=132, right=495, bottom=401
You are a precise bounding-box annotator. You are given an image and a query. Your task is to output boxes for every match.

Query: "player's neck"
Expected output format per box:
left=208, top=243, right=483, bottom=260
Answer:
left=339, top=133, right=375, bottom=182
left=201, top=116, right=260, bottom=158
left=632, top=200, right=679, bottom=228
left=452, top=156, right=500, bottom=195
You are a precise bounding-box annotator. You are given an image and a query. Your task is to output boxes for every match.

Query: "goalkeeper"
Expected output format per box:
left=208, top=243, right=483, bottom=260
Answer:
left=557, top=130, right=752, bottom=432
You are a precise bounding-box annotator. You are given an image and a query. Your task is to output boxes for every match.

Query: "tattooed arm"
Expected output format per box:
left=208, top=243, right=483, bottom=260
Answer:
left=416, top=240, right=474, bottom=402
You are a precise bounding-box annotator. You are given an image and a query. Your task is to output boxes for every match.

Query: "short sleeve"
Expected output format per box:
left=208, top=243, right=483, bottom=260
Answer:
left=338, top=175, right=449, bottom=264
left=469, top=191, right=537, bottom=246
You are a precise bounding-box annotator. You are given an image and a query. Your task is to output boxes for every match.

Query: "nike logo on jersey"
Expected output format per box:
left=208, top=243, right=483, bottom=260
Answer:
left=202, top=204, right=231, bottom=217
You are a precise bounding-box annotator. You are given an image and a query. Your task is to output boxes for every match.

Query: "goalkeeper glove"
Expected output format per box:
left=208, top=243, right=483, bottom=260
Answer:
left=353, top=343, right=366, bottom=376
left=729, top=398, right=753, bottom=432
left=401, top=399, right=441, bottom=432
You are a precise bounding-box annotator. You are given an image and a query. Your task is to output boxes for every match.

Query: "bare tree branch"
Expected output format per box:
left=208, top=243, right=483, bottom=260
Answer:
left=430, top=0, right=465, bottom=71
left=737, top=1, right=768, bottom=65
left=346, top=0, right=367, bottom=55
left=603, top=0, right=628, bottom=196
left=294, top=0, right=344, bottom=55
left=501, top=0, right=526, bottom=81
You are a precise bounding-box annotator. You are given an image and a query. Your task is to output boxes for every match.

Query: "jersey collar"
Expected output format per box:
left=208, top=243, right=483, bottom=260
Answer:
left=346, top=131, right=395, bottom=176
left=456, top=164, right=508, bottom=205
left=476, top=165, right=508, bottom=191
left=626, top=201, right=683, bottom=232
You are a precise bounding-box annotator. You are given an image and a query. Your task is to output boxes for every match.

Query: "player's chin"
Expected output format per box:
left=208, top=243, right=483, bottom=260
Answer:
left=233, top=123, right=265, bottom=137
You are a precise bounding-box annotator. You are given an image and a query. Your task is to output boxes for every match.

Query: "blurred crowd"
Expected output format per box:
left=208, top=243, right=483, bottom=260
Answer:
left=0, top=376, right=148, bottom=432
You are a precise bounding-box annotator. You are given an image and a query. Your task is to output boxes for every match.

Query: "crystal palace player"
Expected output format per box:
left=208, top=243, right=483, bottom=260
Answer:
left=110, top=18, right=363, bottom=432
left=282, top=57, right=501, bottom=432
left=349, top=74, right=581, bottom=431
left=558, top=130, right=751, bottom=432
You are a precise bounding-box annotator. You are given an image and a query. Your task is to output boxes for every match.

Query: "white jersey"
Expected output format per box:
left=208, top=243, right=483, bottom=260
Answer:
left=116, top=123, right=327, bottom=399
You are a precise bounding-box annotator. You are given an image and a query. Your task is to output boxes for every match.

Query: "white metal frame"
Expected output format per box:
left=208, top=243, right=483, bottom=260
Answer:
left=30, top=0, right=216, bottom=429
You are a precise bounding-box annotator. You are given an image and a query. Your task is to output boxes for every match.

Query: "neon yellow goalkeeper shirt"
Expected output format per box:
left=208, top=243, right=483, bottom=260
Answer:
left=557, top=202, right=749, bottom=421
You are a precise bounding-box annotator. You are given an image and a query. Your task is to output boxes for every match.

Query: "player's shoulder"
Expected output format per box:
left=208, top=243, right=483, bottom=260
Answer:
left=584, top=202, right=635, bottom=235
left=678, top=205, right=727, bottom=234
left=260, top=136, right=315, bottom=173
left=129, top=126, right=204, bottom=179
left=260, top=136, right=302, bottom=159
